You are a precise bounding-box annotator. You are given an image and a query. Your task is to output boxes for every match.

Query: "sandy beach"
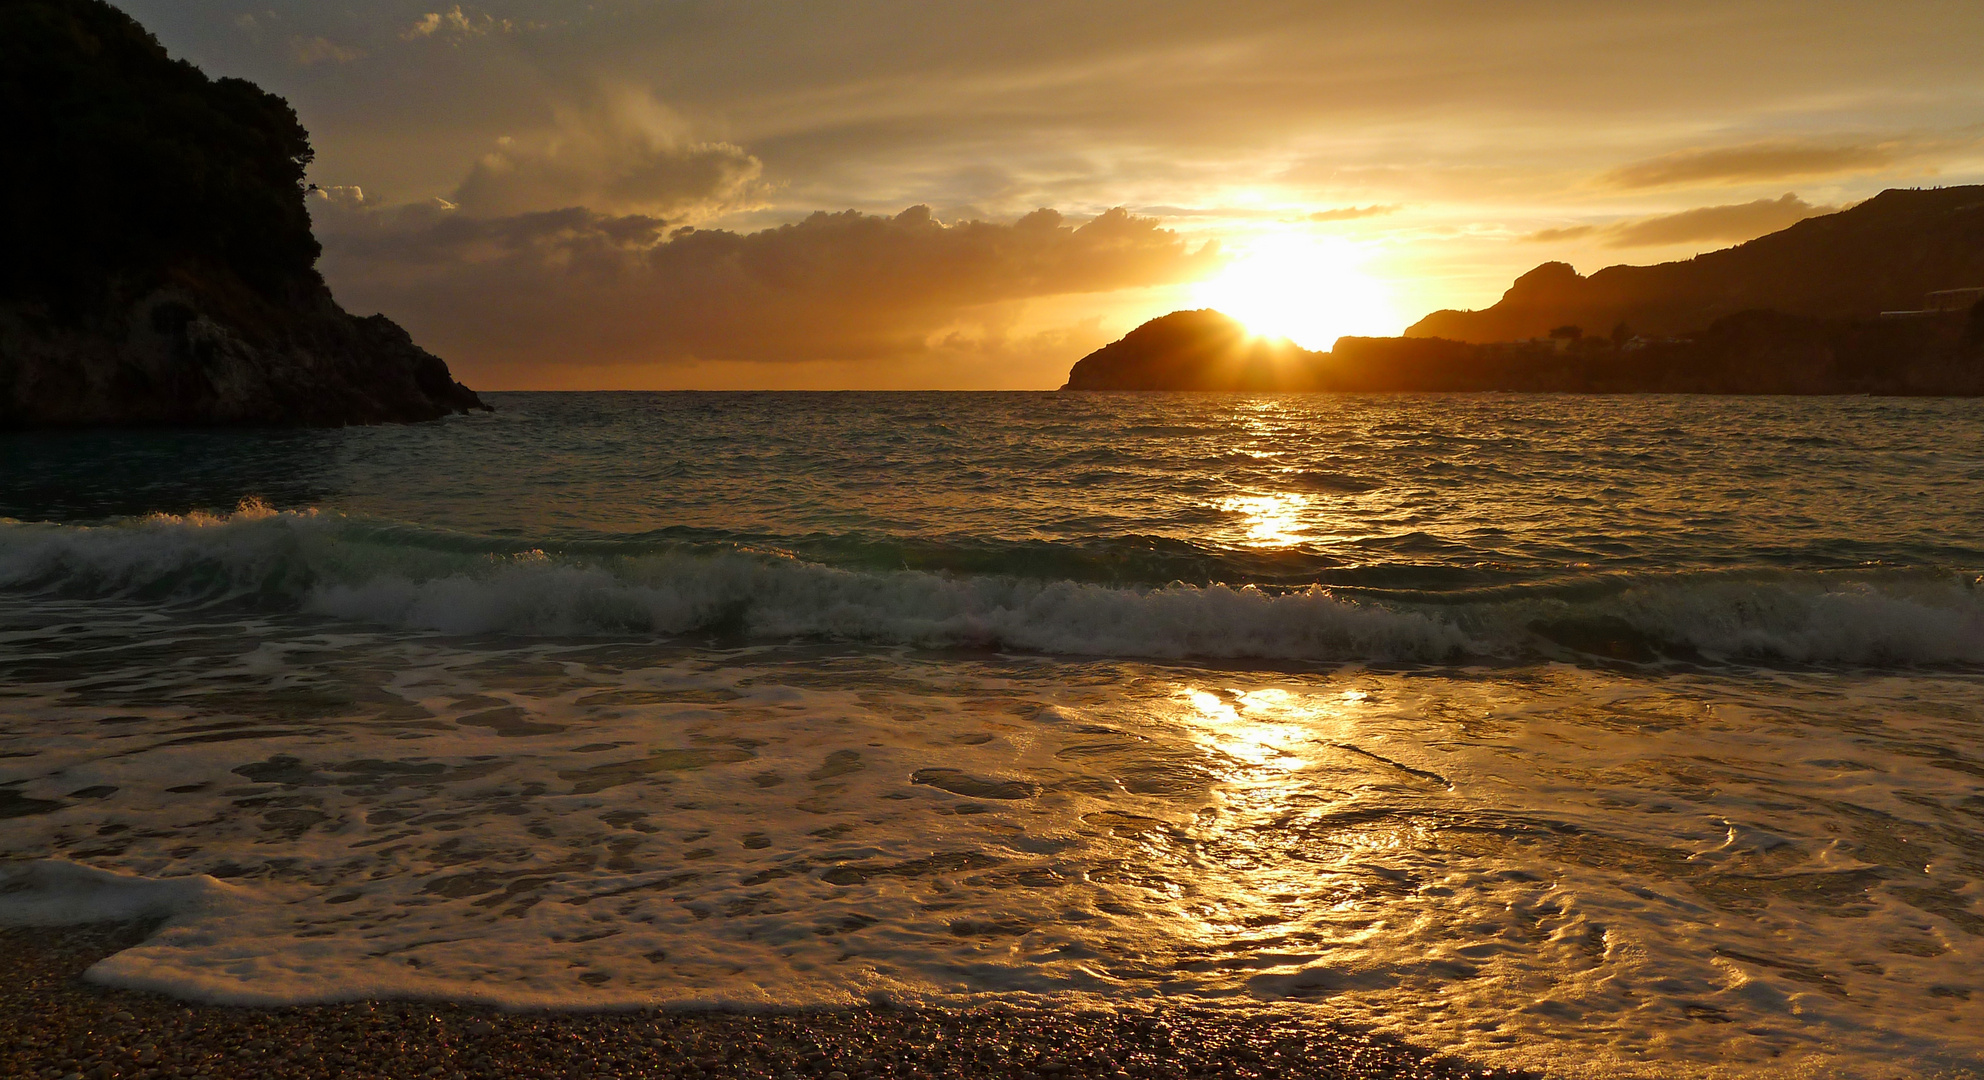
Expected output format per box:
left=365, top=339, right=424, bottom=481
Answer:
left=1, top=924, right=1534, bottom=1080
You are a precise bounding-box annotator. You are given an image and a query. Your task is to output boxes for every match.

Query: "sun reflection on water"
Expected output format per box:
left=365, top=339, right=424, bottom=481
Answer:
left=1178, top=685, right=1366, bottom=775
left=1215, top=492, right=1314, bottom=547
left=1159, top=680, right=1446, bottom=966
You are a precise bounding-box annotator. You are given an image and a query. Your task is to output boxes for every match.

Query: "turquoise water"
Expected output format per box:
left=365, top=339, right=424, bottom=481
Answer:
left=2, top=393, right=1982, bottom=1078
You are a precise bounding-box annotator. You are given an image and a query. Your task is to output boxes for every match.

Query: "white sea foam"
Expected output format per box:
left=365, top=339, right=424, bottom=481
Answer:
left=0, top=859, right=242, bottom=926
left=1604, top=575, right=1984, bottom=664
left=2, top=508, right=1982, bottom=665
left=306, top=557, right=1480, bottom=661
left=3, top=591, right=1983, bottom=1078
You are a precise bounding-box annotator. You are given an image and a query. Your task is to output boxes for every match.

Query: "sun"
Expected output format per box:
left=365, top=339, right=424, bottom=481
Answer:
left=1192, top=234, right=1401, bottom=350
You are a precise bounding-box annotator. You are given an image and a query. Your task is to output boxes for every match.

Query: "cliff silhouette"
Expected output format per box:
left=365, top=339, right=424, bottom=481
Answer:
left=1409, top=187, right=1984, bottom=342
left=1065, top=187, right=1984, bottom=394
left=0, top=0, right=486, bottom=426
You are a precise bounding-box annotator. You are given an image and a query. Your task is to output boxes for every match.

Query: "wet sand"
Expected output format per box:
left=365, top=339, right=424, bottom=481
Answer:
left=1, top=924, right=1536, bottom=1080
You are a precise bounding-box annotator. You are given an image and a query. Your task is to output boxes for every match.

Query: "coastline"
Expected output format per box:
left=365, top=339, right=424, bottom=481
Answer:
left=2, top=924, right=1533, bottom=1080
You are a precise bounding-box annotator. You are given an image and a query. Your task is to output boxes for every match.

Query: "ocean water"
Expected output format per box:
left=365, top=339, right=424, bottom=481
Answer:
left=2, top=391, right=1982, bottom=1079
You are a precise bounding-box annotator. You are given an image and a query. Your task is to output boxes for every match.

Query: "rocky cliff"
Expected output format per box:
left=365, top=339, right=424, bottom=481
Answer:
left=0, top=0, right=486, bottom=426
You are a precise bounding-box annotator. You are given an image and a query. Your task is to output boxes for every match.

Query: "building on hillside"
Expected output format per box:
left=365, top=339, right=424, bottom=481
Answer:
left=1926, top=287, right=1984, bottom=311
left=1881, top=286, right=1984, bottom=318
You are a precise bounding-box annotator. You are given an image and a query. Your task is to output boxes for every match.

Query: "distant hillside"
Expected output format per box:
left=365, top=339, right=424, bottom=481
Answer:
left=1063, top=308, right=1984, bottom=394
left=0, top=0, right=485, bottom=426
left=1409, top=186, right=1984, bottom=342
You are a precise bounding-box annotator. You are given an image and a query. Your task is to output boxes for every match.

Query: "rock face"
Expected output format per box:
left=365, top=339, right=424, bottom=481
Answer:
left=1408, top=186, right=1984, bottom=343
left=0, top=0, right=486, bottom=427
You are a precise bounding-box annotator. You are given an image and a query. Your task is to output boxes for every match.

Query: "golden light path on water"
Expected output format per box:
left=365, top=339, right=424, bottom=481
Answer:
left=1159, top=683, right=1438, bottom=976
left=1213, top=493, right=1314, bottom=547
left=1212, top=401, right=1330, bottom=548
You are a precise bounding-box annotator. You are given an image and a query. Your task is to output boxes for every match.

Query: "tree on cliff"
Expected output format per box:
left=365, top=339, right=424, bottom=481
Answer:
left=1, top=0, right=322, bottom=310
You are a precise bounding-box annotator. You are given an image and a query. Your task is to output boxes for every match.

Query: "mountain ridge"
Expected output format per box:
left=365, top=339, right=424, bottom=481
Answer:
left=1407, top=187, right=1984, bottom=342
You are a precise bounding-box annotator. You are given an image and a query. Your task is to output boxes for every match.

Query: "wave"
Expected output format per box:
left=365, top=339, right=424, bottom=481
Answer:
left=3, top=504, right=1981, bottom=667
left=0, top=860, right=242, bottom=928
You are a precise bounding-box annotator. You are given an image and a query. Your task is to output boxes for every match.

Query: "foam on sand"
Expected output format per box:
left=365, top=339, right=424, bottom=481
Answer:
left=0, top=859, right=242, bottom=927
left=1, top=598, right=1980, bottom=1077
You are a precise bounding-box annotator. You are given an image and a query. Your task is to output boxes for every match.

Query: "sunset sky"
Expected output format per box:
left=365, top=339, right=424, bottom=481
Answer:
left=120, top=0, right=1984, bottom=389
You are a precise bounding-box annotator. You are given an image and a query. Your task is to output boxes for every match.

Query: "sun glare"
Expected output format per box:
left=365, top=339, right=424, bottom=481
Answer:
left=1193, top=234, right=1401, bottom=350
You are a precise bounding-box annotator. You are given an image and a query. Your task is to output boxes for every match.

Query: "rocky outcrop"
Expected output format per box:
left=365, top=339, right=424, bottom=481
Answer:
left=0, top=0, right=486, bottom=427
left=0, top=284, right=485, bottom=426
left=1408, top=186, right=1984, bottom=343
left=1060, top=310, right=1323, bottom=390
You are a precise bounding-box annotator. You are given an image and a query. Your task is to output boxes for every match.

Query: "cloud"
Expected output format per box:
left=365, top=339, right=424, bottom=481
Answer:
left=313, top=199, right=1220, bottom=379
left=1602, top=194, right=1838, bottom=247
left=288, top=36, right=364, bottom=66
left=1126, top=203, right=1400, bottom=224
left=450, top=89, right=763, bottom=218
left=402, top=5, right=532, bottom=42
left=1526, top=225, right=1596, bottom=243
left=1598, top=139, right=1913, bottom=189
left=150, top=1, right=1984, bottom=234
left=1525, top=194, right=1838, bottom=248
left=1307, top=204, right=1400, bottom=222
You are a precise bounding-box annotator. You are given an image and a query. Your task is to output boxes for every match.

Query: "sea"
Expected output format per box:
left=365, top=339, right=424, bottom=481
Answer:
left=2, top=391, right=1982, bottom=1079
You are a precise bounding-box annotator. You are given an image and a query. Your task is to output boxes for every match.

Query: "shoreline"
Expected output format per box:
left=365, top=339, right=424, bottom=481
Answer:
left=2, top=924, right=1537, bottom=1080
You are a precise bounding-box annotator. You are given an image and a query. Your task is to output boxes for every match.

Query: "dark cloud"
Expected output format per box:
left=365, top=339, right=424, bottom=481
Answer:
left=1526, top=194, right=1837, bottom=248
left=313, top=196, right=1219, bottom=379
left=1599, top=140, right=1909, bottom=189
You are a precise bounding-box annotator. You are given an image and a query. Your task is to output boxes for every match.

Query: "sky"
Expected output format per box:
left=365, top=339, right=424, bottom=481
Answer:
left=118, top=0, right=1984, bottom=389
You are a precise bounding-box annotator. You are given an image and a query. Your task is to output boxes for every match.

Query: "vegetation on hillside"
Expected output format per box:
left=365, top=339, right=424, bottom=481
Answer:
left=0, top=0, right=321, bottom=315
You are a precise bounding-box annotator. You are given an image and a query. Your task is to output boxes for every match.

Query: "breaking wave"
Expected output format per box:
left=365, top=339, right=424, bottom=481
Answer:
left=3, top=504, right=1980, bottom=667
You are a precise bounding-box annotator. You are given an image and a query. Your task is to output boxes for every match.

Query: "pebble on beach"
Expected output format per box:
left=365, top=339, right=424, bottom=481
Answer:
left=1, top=924, right=1540, bottom=1080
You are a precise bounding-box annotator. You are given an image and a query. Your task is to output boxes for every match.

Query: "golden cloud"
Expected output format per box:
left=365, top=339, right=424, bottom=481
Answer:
left=1599, top=139, right=1912, bottom=189
left=315, top=201, right=1219, bottom=376
left=1527, top=194, right=1839, bottom=248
